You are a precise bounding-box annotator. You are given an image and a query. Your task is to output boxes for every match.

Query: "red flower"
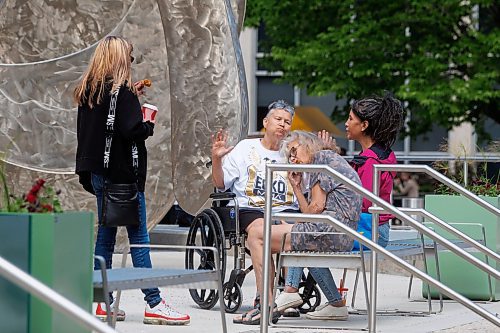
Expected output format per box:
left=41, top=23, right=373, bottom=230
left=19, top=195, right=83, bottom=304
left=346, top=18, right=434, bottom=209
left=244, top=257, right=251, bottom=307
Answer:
left=26, top=179, right=45, bottom=204
left=41, top=204, right=53, bottom=212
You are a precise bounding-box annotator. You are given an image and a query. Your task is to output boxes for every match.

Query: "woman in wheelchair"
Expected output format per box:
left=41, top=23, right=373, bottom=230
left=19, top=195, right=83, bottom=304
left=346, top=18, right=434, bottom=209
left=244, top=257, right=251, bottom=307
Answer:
left=211, top=100, right=298, bottom=321
left=243, top=130, right=363, bottom=323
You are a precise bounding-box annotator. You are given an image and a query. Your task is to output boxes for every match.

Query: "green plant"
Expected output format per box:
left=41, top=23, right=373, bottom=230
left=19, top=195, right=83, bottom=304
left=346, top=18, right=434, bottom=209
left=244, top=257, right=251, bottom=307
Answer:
left=0, top=159, right=62, bottom=213
left=245, top=0, right=499, bottom=141
left=433, top=142, right=500, bottom=196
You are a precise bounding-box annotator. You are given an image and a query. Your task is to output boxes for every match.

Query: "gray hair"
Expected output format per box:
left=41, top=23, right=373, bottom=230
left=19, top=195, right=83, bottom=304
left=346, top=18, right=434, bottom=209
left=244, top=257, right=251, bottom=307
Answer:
left=266, top=99, right=295, bottom=118
left=281, top=130, right=326, bottom=160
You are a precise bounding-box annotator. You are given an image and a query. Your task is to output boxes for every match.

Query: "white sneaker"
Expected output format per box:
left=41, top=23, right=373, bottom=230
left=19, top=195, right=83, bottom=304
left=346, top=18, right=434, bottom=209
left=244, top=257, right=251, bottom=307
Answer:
left=305, top=303, right=348, bottom=321
left=274, top=292, right=303, bottom=312
left=95, top=302, right=125, bottom=322
left=143, top=299, right=190, bottom=325
left=283, top=307, right=301, bottom=318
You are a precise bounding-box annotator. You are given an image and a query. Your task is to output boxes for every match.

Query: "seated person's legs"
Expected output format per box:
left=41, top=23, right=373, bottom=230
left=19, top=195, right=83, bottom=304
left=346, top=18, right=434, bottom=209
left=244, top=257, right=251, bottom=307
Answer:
left=305, top=267, right=348, bottom=320
left=378, top=222, right=390, bottom=247
left=274, top=266, right=304, bottom=312
left=235, top=221, right=293, bottom=323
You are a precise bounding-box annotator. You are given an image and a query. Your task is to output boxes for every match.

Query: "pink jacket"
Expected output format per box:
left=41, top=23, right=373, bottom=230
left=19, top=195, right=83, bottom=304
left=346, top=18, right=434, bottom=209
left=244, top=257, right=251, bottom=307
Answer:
left=350, top=145, right=397, bottom=224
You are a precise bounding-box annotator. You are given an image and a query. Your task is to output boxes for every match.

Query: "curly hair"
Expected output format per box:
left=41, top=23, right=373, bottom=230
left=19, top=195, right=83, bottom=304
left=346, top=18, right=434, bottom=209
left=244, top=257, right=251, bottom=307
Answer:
left=281, top=130, right=338, bottom=160
left=351, top=93, right=404, bottom=149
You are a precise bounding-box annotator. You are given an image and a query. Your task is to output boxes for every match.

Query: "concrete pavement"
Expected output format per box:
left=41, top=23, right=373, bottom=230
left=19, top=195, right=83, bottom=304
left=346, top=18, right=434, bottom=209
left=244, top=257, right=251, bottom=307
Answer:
left=98, top=251, right=500, bottom=333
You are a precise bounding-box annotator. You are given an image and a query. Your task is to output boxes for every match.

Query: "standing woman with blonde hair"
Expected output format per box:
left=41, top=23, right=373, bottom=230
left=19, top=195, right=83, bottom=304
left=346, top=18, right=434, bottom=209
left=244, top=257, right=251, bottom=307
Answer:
left=74, top=36, right=190, bottom=325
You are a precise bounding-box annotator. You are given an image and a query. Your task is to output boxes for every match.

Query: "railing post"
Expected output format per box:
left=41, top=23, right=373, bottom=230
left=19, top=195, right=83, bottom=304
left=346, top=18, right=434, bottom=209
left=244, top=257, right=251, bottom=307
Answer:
left=258, top=163, right=500, bottom=332
left=260, top=164, right=274, bottom=333
left=369, top=166, right=381, bottom=332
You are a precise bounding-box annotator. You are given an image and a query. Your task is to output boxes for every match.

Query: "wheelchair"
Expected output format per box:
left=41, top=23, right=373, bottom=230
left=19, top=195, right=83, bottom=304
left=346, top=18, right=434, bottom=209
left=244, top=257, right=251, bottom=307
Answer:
left=184, top=192, right=322, bottom=313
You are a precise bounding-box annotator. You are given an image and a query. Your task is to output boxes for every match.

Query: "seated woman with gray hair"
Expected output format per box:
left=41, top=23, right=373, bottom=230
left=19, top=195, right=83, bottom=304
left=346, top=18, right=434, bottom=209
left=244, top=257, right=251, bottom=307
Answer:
left=272, top=130, right=363, bottom=321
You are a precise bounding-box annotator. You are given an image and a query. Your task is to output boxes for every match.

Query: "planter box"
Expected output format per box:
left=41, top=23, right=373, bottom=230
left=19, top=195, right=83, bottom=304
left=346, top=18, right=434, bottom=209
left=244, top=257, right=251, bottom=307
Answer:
left=0, top=212, right=94, bottom=333
left=423, top=195, right=500, bottom=301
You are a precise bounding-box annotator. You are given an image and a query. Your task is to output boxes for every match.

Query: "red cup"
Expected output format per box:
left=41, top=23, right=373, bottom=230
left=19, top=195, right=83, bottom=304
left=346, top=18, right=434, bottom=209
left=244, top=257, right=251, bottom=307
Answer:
left=142, top=103, right=158, bottom=123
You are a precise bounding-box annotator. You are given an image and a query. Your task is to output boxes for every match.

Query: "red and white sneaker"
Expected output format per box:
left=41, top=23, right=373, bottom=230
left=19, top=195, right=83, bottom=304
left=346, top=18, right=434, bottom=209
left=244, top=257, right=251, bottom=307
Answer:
left=95, top=302, right=126, bottom=322
left=143, top=299, right=190, bottom=325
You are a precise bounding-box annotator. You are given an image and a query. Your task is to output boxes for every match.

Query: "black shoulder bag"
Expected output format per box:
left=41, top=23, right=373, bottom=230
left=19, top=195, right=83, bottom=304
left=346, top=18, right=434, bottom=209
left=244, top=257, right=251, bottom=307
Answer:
left=100, top=89, right=141, bottom=227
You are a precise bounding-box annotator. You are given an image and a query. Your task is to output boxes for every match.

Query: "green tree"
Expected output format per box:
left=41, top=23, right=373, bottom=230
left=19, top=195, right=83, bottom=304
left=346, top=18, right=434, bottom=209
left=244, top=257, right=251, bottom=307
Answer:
left=245, top=0, right=499, bottom=139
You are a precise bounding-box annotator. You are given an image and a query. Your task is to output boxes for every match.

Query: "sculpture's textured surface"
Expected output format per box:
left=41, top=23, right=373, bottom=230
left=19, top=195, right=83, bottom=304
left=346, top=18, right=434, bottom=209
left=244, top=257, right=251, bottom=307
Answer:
left=157, top=0, right=248, bottom=214
left=0, top=0, right=248, bottom=239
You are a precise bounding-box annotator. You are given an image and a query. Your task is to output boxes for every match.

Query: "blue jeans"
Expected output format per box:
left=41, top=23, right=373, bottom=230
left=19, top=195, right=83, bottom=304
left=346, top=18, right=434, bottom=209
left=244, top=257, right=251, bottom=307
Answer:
left=286, top=266, right=343, bottom=304
left=92, top=173, right=161, bottom=307
left=286, top=223, right=391, bottom=304
left=377, top=222, right=390, bottom=248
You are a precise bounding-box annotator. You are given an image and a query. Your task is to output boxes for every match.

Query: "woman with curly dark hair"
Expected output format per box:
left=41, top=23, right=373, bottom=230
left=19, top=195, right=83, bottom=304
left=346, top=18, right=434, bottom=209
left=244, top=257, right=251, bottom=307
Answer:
left=345, top=93, right=404, bottom=248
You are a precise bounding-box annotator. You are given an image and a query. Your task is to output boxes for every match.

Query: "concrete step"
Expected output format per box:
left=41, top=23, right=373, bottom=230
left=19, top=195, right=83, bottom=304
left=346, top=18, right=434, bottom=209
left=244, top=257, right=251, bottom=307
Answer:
left=150, top=225, right=191, bottom=249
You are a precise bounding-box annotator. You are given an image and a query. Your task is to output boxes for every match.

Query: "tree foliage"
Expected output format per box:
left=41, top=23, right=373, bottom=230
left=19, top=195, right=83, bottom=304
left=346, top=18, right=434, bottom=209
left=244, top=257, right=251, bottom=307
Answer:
left=245, top=0, right=500, bottom=139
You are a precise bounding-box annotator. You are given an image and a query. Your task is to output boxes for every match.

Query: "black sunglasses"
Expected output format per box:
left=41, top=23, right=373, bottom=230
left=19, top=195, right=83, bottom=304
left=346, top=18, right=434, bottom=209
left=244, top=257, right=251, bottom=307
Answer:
left=130, top=56, right=135, bottom=63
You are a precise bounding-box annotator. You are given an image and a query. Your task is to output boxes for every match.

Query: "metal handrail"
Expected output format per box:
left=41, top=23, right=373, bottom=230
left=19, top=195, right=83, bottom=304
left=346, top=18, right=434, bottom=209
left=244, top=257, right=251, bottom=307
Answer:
left=374, top=164, right=500, bottom=217
left=369, top=207, right=500, bottom=263
left=275, top=213, right=500, bottom=327
left=0, top=255, right=117, bottom=333
left=372, top=164, right=499, bottom=330
left=261, top=163, right=500, bottom=333
left=343, top=154, right=500, bottom=162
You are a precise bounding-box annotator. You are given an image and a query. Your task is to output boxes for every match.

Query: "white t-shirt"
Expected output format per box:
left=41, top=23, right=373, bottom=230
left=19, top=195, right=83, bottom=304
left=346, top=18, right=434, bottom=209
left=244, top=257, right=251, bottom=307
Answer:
left=222, top=138, right=296, bottom=211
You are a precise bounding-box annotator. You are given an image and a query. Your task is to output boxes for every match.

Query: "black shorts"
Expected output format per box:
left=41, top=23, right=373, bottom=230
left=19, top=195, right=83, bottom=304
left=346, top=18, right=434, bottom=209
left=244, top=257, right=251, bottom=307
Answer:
left=239, top=208, right=300, bottom=232
left=239, top=209, right=264, bottom=231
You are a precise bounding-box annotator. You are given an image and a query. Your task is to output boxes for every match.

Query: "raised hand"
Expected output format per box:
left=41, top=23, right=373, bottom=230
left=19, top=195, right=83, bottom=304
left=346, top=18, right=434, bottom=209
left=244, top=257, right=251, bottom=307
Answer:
left=317, top=130, right=336, bottom=150
left=211, top=129, right=234, bottom=159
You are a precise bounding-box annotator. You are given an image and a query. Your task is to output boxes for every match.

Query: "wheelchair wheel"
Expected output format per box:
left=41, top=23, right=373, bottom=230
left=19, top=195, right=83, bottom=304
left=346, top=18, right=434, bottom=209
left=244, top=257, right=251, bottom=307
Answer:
left=222, top=282, right=243, bottom=313
left=185, top=209, right=226, bottom=310
left=297, top=277, right=321, bottom=314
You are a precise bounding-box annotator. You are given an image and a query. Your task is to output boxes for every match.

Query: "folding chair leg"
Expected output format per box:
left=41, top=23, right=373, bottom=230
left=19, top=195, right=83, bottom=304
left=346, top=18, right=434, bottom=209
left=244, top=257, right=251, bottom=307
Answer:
left=350, top=268, right=360, bottom=308
left=433, top=244, right=444, bottom=313
left=94, top=255, right=113, bottom=327
left=408, top=274, right=413, bottom=299
left=360, top=252, right=370, bottom=311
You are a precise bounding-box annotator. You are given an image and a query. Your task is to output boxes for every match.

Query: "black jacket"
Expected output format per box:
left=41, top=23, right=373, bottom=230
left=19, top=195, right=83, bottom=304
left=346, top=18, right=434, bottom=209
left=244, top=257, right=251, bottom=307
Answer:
left=75, top=84, right=154, bottom=193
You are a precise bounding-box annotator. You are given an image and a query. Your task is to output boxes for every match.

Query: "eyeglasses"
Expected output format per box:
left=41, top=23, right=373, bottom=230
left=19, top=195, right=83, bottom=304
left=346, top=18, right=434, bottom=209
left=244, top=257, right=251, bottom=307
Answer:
left=130, top=56, right=135, bottom=63
left=268, top=100, right=295, bottom=117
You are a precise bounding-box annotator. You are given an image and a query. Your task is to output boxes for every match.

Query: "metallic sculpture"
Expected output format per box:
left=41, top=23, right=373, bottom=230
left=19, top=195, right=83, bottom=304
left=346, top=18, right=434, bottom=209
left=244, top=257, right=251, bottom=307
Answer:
left=157, top=0, right=248, bottom=214
left=0, top=0, right=248, bottom=234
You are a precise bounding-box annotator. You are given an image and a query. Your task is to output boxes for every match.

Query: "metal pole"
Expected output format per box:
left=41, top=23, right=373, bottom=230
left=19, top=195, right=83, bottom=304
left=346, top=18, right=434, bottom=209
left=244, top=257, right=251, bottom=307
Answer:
left=369, top=166, right=380, bottom=332
left=370, top=207, right=500, bottom=263
left=94, top=256, right=113, bottom=327
left=273, top=212, right=500, bottom=328
left=267, top=164, right=500, bottom=279
left=377, top=164, right=499, bottom=216
left=260, top=163, right=500, bottom=332
left=0, top=256, right=117, bottom=333
left=214, top=248, right=228, bottom=333
left=260, top=165, right=274, bottom=333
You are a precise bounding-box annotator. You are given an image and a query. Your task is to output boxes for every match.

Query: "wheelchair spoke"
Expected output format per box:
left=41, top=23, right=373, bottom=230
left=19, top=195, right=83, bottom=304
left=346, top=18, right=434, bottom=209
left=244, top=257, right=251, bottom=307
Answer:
left=194, top=249, right=205, bottom=257
left=200, top=226, right=209, bottom=245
